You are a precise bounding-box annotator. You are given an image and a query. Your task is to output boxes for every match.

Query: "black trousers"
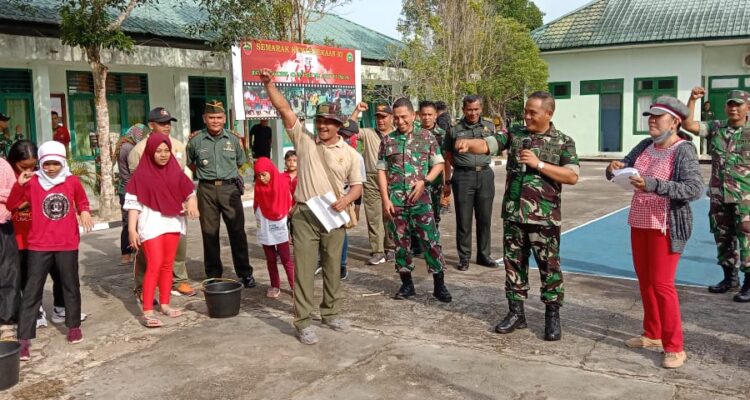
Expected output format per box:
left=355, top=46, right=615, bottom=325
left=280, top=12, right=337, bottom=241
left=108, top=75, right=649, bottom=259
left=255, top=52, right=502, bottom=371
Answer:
left=452, top=168, right=495, bottom=263
left=197, top=181, right=253, bottom=279
left=119, top=194, right=132, bottom=255
left=19, top=249, right=65, bottom=309
left=0, top=222, right=20, bottom=325
left=18, top=250, right=81, bottom=339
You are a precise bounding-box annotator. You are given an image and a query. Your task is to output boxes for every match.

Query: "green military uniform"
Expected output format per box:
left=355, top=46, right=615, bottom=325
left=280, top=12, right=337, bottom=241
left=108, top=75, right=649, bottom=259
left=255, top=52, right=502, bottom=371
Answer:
left=699, top=118, right=750, bottom=273
left=377, top=127, right=445, bottom=273
left=0, top=135, right=11, bottom=158
left=426, top=125, right=446, bottom=225
left=187, top=110, right=253, bottom=282
left=442, top=119, right=496, bottom=266
left=486, top=124, right=579, bottom=305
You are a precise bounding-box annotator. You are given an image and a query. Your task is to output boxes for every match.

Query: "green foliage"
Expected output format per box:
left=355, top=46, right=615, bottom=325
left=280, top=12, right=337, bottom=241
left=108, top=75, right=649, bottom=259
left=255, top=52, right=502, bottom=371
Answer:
left=57, top=0, right=153, bottom=53
left=68, top=155, right=99, bottom=195
left=492, top=0, right=544, bottom=30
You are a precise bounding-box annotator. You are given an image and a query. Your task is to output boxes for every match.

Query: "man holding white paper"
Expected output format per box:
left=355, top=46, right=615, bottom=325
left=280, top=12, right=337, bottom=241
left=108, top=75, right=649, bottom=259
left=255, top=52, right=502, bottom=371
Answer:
left=259, top=69, right=362, bottom=345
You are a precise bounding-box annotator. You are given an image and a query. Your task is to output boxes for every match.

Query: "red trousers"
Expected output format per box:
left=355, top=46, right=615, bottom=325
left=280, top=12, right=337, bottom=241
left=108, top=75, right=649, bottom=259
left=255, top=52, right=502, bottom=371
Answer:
left=142, top=233, right=180, bottom=312
left=630, top=228, right=684, bottom=352
left=263, top=242, right=294, bottom=290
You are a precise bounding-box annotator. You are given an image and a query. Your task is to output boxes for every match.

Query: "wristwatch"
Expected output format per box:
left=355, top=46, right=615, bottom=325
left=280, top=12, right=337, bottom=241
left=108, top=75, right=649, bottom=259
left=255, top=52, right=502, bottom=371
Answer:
left=537, top=161, right=546, bottom=170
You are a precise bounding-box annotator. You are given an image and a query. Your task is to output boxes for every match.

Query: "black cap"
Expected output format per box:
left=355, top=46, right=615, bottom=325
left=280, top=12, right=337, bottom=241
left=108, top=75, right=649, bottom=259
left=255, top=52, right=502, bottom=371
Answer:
left=373, top=102, right=393, bottom=116
left=148, top=107, right=177, bottom=123
left=0, top=113, right=9, bottom=122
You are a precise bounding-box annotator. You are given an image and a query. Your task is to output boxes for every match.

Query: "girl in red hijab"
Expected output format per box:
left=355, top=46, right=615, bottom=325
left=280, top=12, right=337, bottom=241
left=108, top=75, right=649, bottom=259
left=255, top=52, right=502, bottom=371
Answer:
left=123, top=134, right=198, bottom=327
left=253, top=157, right=294, bottom=298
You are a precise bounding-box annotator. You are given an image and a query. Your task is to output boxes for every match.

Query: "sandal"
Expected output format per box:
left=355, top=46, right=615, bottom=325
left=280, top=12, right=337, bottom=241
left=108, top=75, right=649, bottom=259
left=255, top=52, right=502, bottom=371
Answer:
left=140, top=314, right=163, bottom=328
left=266, top=287, right=281, bottom=298
left=160, top=306, right=182, bottom=318
left=0, top=325, right=17, bottom=341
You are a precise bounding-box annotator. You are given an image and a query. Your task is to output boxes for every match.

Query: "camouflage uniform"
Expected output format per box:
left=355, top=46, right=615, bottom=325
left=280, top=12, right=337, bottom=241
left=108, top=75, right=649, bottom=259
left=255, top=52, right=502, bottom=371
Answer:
left=486, top=124, right=579, bottom=305
left=425, top=125, right=446, bottom=226
left=0, top=135, right=11, bottom=158
left=377, top=127, right=445, bottom=273
left=700, top=120, right=750, bottom=273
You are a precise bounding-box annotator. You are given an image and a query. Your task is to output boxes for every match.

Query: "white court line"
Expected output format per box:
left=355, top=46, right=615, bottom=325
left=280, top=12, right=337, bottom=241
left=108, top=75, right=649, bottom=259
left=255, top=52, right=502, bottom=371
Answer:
left=561, top=205, right=631, bottom=236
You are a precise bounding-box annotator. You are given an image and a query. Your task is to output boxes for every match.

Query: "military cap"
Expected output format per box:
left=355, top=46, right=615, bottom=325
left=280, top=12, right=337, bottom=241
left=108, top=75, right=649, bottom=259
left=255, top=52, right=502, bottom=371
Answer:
left=726, top=90, right=750, bottom=105
left=642, top=96, right=689, bottom=121
left=314, top=102, right=344, bottom=124
left=0, top=113, right=9, bottom=121
left=204, top=100, right=226, bottom=114
left=148, top=107, right=177, bottom=123
left=374, top=102, right=393, bottom=116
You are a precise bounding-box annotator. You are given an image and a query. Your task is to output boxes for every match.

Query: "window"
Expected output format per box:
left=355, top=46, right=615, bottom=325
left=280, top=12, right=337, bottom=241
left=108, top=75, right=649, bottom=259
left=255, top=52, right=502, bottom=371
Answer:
left=548, top=82, right=571, bottom=99
left=188, top=76, right=228, bottom=132
left=0, top=69, right=36, bottom=143
left=633, top=77, right=677, bottom=134
left=67, top=71, right=149, bottom=159
left=580, top=79, right=623, bottom=95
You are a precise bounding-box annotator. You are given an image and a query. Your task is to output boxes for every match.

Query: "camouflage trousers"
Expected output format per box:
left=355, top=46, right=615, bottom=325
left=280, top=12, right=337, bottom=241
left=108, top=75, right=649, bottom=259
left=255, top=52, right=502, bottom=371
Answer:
left=709, top=201, right=750, bottom=273
left=503, top=220, right=564, bottom=305
left=429, top=181, right=443, bottom=227
left=387, top=203, right=445, bottom=274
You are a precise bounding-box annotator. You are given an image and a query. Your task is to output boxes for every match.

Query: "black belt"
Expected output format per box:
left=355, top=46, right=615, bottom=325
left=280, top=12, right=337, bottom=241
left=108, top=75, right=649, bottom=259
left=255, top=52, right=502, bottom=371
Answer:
left=454, top=165, right=490, bottom=172
left=199, top=178, right=236, bottom=186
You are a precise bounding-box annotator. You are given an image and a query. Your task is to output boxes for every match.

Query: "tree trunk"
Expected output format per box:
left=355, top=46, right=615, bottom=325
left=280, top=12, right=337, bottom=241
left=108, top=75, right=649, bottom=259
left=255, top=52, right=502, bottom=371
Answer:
left=87, top=46, right=116, bottom=220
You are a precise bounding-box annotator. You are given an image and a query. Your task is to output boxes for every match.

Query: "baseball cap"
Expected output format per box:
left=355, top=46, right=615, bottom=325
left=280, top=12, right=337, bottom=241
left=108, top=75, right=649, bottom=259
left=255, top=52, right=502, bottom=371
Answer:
left=148, top=107, right=177, bottom=123
left=726, top=90, right=750, bottom=104
left=374, top=103, right=393, bottom=116
left=314, top=102, right=344, bottom=124
left=642, top=96, right=689, bottom=121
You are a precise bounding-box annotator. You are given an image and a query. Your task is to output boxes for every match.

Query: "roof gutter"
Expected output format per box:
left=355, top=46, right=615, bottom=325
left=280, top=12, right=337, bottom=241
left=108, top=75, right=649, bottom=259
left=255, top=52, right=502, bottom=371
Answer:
left=538, top=37, right=750, bottom=55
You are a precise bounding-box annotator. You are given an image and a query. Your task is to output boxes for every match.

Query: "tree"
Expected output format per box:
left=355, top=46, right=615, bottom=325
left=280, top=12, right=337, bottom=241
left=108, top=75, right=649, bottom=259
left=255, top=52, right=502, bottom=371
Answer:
left=189, top=0, right=352, bottom=51
left=55, top=0, right=155, bottom=219
left=395, top=0, right=547, bottom=127
left=493, top=0, right=544, bottom=31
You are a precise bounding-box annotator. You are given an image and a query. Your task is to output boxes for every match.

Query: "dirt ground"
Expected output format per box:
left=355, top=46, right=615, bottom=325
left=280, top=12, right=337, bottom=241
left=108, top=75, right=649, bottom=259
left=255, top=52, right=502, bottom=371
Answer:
left=3, top=161, right=749, bottom=400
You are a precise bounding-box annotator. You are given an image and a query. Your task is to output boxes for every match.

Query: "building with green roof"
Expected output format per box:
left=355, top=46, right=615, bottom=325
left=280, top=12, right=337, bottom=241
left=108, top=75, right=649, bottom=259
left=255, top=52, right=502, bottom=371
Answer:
left=531, top=0, right=750, bottom=157
left=0, top=0, right=404, bottom=161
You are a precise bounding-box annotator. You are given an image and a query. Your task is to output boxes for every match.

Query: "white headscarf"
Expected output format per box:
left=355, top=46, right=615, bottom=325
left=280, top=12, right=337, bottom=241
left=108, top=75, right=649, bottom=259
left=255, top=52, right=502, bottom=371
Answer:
left=36, top=141, right=72, bottom=191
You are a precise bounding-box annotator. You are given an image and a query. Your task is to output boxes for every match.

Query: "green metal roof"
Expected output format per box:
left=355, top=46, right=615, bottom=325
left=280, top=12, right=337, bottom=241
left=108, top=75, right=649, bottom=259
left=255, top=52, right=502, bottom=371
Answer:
left=531, top=0, right=750, bottom=52
left=1, top=0, right=401, bottom=61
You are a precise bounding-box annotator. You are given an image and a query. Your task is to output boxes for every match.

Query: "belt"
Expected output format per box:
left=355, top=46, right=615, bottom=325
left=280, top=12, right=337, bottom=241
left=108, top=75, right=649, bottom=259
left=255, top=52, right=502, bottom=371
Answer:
left=454, top=165, right=490, bottom=172
left=199, top=178, right=236, bottom=186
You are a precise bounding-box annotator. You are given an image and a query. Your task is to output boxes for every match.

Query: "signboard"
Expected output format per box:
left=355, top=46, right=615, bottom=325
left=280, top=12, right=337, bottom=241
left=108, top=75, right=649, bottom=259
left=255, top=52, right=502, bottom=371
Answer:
left=234, top=39, right=359, bottom=120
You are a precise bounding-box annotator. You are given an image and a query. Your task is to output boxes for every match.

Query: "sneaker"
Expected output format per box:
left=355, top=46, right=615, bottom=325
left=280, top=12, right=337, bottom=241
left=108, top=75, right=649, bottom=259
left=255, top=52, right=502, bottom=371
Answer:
left=19, top=339, right=30, bottom=361
left=385, top=250, right=396, bottom=262
left=51, top=307, right=88, bottom=325
left=67, top=327, right=83, bottom=344
left=625, top=335, right=663, bottom=348
left=367, top=253, right=386, bottom=265
left=266, top=287, right=281, bottom=298
left=341, top=268, right=348, bottom=280
left=240, top=275, right=256, bottom=288
left=315, top=266, right=323, bottom=275
left=296, top=326, right=319, bottom=345
left=662, top=351, right=687, bottom=369
left=171, top=282, right=197, bottom=297
left=323, top=318, right=351, bottom=332
left=36, top=306, right=48, bottom=329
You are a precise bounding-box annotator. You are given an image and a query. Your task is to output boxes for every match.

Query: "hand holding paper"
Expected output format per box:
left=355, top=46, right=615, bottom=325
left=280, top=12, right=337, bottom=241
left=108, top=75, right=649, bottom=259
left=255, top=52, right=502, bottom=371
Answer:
left=611, top=167, right=640, bottom=191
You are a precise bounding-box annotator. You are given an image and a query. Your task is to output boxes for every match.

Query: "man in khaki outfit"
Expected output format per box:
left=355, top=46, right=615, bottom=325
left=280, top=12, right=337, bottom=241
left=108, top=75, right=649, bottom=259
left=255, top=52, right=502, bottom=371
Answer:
left=127, top=107, right=195, bottom=301
left=260, top=69, right=363, bottom=345
left=349, top=101, right=395, bottom=264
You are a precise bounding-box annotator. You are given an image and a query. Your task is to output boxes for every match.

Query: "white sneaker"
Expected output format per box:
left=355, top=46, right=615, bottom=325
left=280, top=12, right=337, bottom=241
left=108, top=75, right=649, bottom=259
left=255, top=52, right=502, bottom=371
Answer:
left=36, top=306, right=48, bottom=328
left=51, top=307, right=88, bottom=324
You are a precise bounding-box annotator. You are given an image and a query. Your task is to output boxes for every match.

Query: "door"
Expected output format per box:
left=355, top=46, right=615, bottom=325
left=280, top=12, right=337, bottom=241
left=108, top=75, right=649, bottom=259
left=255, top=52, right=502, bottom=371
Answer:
left=599, top=93, right=622, bottom=152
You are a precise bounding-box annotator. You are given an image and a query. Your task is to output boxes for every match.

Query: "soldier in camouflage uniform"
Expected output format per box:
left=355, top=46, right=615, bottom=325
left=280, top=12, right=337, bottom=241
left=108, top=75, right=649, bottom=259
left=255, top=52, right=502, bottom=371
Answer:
left=455, top=91, right=579, bottom=341
left=685, top=87, right=750, bottom=302
left=377, top=98, right=451, bottom=303
left=418, top=101, right=447, bottom=225
left=0, top=113, right=11, bottom=158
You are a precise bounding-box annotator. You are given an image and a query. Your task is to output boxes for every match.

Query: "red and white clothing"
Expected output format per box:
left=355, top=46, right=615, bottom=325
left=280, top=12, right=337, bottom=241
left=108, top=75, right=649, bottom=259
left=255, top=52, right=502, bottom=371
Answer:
left=628, top=140, right=681, bottom=231
left=7, top=175, right=90, bottom=251
left=123, top=193, right=189, bottom=242
left=53, top=125, right=71, bottom=148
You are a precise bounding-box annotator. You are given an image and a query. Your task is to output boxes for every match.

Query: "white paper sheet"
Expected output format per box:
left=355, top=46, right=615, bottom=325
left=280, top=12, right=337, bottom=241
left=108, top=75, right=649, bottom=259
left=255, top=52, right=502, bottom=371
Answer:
left=305, top=191, right=351, bottom=232
left=611, top=167, right=640, bottom=191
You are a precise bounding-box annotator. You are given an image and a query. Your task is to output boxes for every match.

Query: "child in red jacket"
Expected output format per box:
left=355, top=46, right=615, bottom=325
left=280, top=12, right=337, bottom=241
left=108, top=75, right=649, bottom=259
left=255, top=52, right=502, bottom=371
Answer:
left=8, top=141, right=93, bottom=361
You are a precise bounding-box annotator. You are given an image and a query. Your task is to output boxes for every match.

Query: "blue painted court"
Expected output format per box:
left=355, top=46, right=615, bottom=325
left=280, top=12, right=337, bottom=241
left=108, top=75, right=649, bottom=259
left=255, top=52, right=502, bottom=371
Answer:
left=559, top=197, right=722, bottom=287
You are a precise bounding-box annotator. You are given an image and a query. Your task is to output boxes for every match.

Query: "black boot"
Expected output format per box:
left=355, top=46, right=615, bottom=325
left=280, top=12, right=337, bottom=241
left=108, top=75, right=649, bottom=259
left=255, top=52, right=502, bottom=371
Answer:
left=708, top=266, right=739, bottom=293
left=544, top=304, right=562, bottom=341
left=432, top=272, right=452, bottom=303
left=495, top=300, right=526, bottom=334
left=733, top=274, right=750, bottom=303
left=393, top=272, right=416, bottom=300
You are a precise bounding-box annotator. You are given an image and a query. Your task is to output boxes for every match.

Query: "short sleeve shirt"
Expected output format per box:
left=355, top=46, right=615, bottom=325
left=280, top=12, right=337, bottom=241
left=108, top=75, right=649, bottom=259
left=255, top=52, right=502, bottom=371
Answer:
left=376, top=127, right=444, bottom=207
left=699, top=119, right=750, bottom=204
left=487, top=124, right=579, bottom=226
left=359, top=127, right=394, bottom=174
left=186, top=129, right=247, bottom=180
left=442, top=119, right=494, bottom=167
left=285, top=121, right=362, bottom=203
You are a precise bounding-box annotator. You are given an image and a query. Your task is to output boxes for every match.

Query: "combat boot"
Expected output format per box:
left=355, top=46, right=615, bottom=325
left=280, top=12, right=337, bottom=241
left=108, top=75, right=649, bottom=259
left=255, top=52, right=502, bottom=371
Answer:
left=544, top=304, right=562, bottom=341
left=733, top=273, right=750, bottom=303
left=432, top=271, right=452, bottom=303
left=393, top=272, right=416, bottom=300
left=495, top=300, right=526, bottom=334
left=708, top=266, right=739, bottom=293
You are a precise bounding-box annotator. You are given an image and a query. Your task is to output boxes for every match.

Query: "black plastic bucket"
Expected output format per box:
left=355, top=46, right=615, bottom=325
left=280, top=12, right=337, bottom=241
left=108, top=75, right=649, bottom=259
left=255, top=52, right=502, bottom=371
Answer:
left=0, top=341, right=21, bottom=391
left=202, top=279, right=243, bottom=318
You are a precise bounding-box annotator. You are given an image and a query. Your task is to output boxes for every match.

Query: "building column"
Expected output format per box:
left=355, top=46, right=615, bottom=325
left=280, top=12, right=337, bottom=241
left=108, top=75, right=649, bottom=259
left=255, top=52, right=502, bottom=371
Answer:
left=31, top=62, right=52, bottom=143
left=174, top=71, right=190, bottom=142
